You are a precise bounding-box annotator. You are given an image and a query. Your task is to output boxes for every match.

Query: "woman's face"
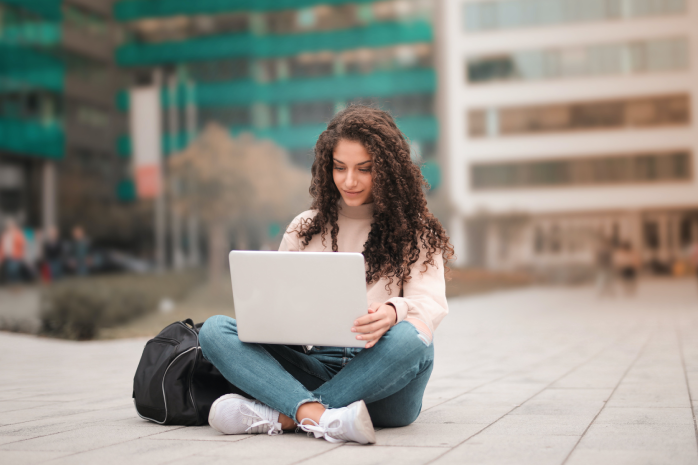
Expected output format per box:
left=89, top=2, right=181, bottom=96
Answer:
left=332, top=139, right=374, bottom=206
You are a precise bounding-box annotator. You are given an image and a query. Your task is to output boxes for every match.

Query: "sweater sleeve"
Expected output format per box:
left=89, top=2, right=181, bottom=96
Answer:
left=386, top=245, right=448, bottom=339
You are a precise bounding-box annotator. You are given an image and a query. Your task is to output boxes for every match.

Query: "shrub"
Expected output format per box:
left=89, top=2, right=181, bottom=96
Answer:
left=40, top=271, right=203, bottom=340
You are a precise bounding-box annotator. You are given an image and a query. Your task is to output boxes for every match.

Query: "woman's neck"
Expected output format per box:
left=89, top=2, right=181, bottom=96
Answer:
left=338, top=198, right=374, bottom=220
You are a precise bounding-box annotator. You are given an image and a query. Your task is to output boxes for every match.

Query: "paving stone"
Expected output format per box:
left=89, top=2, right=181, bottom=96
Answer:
left=375, top=423, right=488, bottom=447
left=484, top=414, right=595, bottom=436
left=415, top=402, right=511, bottom=425
left=147, top=426, right=252, bottom=442
left=0, top=401, right=56, bottom=414
left=43, top=438, right=229, bottom=465
left=0, top=407, right=95, bottom=426
left=594, top=407, right=695, bottom=425
left=195, top=432, right=340, bottom=465
left=0, top=450, right=70, bottom=465
left=0, top=424, right=168, bottom=453
left=566, top=448, right=698, bottom=465
left=431, top=434, right=580, bottom=465
left=509, top=400, right=605, bottom=416
left=300, top=444, right=445, bottom=465
left=533, top=388, right=613, bottom=402
left=606, top=388, right=691, bottom=408
left=575, top=423, right=698, bottom=451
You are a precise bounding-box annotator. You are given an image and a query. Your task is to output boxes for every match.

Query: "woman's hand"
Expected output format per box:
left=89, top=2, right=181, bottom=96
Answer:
left=351, top=302, right=397, bottom=349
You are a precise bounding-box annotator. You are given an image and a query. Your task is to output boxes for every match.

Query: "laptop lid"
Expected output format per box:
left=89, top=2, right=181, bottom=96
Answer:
left=229, top=250, right=367, bottom=348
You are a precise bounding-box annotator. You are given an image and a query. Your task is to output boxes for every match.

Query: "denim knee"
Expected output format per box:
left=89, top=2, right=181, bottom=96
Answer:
left=383, top=321, right=434, bottom=363
left=199, top=315, right=237, bottom=359
left=370, top=404, right=422, bottom=428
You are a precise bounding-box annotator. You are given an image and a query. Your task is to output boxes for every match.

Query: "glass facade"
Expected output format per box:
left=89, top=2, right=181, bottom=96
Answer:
left=469, top=94, right=690, bottom=137
left=0, top=2, right=64, bottom=158
left=464, top=0, right=687, bottom=32
left=121, top=1, right=431, bottom=45
left=471, top=151, right=691, bottom=189
left=467, top=37, right=688, bottom=84
left=115, top=0, right=440, bottom=176
left=63, top=4, right=109, bottom=38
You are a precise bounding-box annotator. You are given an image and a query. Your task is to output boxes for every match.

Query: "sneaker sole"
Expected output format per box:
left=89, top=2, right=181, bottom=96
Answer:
left=349, top=400, right=376, bottom=444
left=208, top=393, right=249, bottom=430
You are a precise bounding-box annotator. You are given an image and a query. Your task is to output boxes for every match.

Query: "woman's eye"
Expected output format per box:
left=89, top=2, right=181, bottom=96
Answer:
left=333, top=166, right=344, bottom=171
left=359, top=169, right=371, bottom=173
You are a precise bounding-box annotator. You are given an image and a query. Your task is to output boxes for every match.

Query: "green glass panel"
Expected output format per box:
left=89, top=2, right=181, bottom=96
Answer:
left=0, top=44, right=64, bottom=91
left=117, top=21, right=432, bottom=65
left=116, top=179, right=136, bottom=202
left=0, top=118, right=64, bottom=159
left=421, top=160, right=441, bottom=190
left=118, top=68, right=435, bottom=109
left=0, top=23, right=62, bottom=46
left=115, top=0, right=378, bottom=21
left=117, top=135, right=131, bottom=157
left=1, top=0, right=62, bottom=20
left=118, top=115, right=437, bottom=155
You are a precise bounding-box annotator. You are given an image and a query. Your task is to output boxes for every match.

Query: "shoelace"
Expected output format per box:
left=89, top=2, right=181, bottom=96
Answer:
left=240, top=402, right=282, bottom=436
left=298, top=418, right=345, bottom=443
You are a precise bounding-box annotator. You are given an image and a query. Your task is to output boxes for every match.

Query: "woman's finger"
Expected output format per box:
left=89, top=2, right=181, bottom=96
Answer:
left=354, top=312, right=382, bottom=326
left=356, top=328, right=387, bottom=342
left=353, top=318, right=390, bottom=333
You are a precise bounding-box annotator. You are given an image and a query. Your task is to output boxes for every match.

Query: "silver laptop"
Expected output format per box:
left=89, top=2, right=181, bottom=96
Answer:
left=228, top=251, right=367, bottom=348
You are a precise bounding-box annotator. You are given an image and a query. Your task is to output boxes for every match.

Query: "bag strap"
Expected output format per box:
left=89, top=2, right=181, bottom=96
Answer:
left=182, top=318, right=195, bottom=329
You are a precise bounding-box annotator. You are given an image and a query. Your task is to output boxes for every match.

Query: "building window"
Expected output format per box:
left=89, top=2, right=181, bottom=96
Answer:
left=464, top=0, right=687, bottom=32
left=471, top=151, right=692, bottom=189
left=290, top=101, right=335, bottom=126
left=188, top=58, right=250, bottom=83
left=127, top=13, right=248, bottom=44
left=65, top=53, right=109, bottom=87
left=348, top=93, right=434, bottom=119
left=644, top=221, right=660, bottom=250
left=469, top=94, right=690, bottom=137
left=63, top=5, right=108, bottom=38
left=288, top=53, right=334, bottom=79
left=467, top=37, right=688, bottom=84
left=199, top=106, right=251, bottom=127
left=69, top=103, right=109, bottom=129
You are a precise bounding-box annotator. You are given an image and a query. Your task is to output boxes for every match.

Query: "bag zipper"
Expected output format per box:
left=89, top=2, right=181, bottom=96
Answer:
left=149, top=336, right=179, bottom=345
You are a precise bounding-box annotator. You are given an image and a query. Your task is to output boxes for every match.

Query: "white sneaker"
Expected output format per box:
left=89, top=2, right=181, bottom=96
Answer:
left=208, top=394, right=283, bottom=436
left=299, top=400, right=376, bottom=444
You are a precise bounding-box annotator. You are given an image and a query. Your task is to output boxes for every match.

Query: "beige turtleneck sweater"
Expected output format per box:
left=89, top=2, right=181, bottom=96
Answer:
left=278, top=199, right=448, bottom=339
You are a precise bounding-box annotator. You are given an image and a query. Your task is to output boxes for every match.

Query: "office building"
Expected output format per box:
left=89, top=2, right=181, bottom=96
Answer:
left=114, top=0, right=440, bottom=184
left=0, top=0, right=136, bottom=243
left=439, top=0, right=698, bottom=274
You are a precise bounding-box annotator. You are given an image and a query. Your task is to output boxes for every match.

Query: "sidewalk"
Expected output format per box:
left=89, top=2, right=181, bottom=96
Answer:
left=1, top=279, right=698, bottom=464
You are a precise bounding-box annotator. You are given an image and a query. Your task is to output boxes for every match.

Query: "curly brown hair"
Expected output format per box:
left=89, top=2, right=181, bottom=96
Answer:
left=295, top=104, right=455, bottom=287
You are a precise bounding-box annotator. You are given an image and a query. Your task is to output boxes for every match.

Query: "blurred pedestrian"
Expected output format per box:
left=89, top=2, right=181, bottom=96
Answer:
left=0, top=218, right=27, bottom=286
left=595, top=237, right=615, bottom=297
left=67, top=226, right=91, bottom=276
left=614, top=242, right=640, bottom=296
left=690, top=239, right=698, bottom=289
left=43, top=225, right=65, bottom=281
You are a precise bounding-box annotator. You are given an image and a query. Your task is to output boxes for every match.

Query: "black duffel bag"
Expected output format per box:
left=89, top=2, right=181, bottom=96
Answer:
left=132, top=318, right=244, bottom=426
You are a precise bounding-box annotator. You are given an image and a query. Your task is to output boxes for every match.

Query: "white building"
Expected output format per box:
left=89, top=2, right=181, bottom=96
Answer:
left=437, top=0, right=698, bottom=275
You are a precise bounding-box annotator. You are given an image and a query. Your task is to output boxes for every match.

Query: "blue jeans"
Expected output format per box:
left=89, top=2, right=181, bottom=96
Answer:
left=199, top=316, right=434, bottom=427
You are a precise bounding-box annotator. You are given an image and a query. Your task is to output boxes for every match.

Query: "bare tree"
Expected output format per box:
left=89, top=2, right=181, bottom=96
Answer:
left=168, top=123, right=310, bottom=282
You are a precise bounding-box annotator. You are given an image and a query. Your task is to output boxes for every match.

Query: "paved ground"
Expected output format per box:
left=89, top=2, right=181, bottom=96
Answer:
left=2, top=279, right=698, bottom=465
left=0, top=287, right=40, bottom=334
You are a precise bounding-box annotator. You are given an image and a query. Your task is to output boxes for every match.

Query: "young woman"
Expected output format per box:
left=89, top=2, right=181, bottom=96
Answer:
left=199, top=105, right=454, bottom=444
